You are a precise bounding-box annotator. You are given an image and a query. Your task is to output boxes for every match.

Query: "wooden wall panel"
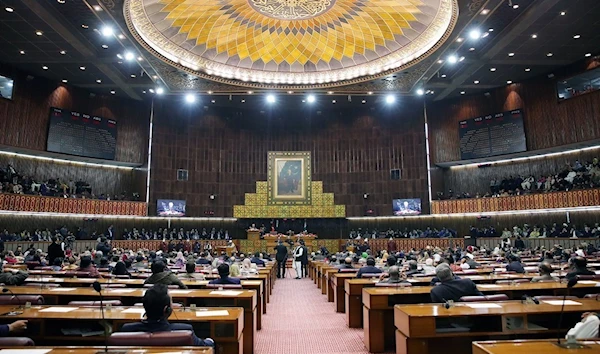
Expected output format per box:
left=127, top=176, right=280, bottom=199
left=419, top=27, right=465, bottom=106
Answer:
left=150, top=100, right=428, bottom=217
left=0, top=66, right=150, bottom=164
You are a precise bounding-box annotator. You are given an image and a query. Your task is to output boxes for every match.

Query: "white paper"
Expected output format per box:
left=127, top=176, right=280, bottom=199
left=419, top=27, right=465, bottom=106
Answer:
left=209, top=290, right=243, bottom=296
left=0, top=350, right=52, bottom=354
left=465, top=303, right=502, bottom=309
left=477, top=284, right=502, bottom=289
left=542, top=300, right=582, bottom=306
left=49, top=288, right=77, bottom=292
left=576, top=280, right=599, bottom=285
left=39, top=306, right=79, bottom=313
left=107, top=289, right=136, bottom=293
left=121, top=308, right=146, bottom=314
left=196, top=310, right=229, bottom=317
left=169, top=290, right=193, bottom=294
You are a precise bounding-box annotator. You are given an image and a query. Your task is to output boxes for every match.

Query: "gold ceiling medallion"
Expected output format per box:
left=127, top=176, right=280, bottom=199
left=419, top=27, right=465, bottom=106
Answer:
left=248, top=0, right=335, bottom=20
left=125, top=0, right=458, bottom=89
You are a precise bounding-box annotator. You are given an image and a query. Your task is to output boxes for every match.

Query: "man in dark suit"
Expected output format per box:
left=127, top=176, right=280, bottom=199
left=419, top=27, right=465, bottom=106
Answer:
left=274, top=241, right=288, bottom=278
left=119, top=284, right=214, bottom=347
left=430, top=264, right=483, bottom=302
left=356, top=257, right=382, bottom=278
left=208, top=263, right=241, bottom=285
left=250, top=252, right=265, bottom=267
left=47, top=237, right=64, bottom=266
left=300, top=240, right=309, bottom=277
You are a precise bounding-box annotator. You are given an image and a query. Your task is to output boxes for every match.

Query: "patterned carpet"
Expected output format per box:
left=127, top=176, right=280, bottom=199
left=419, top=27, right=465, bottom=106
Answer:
left=255, top=272, right=393, bottom=354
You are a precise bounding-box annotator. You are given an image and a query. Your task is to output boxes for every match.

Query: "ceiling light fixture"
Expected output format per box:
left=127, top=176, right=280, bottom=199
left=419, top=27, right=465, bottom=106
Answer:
left=101, top=44, right=108, bottom=49
left=441, top=74, right=447, bottom=78
left=185, top=94, right=196, bottom=103
left=385, top=95, right=395, bottom=104
left=327, top=91, right=334, bottom=94
left=490, top=68, right=496, bottom=72
left=560, top=11, right=566, bottom=16
left=142, top=90, right=146, bottom=94
left=118, top=34, right=125, bottom=39
left=361, top=100, right=366, bottom=104
left=547, top=52, right=553, bottom=57
left=101, top=26, right=114, bottom=37
left=247, top=91, right=253, bottom=94
left=152, top=75, right=158, bottom=79
left=332, top=100, right=336, bottom=104
left=367, top=91, right=373, bottom=95
left=437, top=59, right=444, bottom=64
left=42, top=66, right=48, bottom=70
left=124, top=52, right=135, bottom=61
left=211, top=100, right=216, bottom=104
left=5, top=7, right=14, bottom=12
left=307, top=95, right=316, bottom=103
left=241, top=99, right=245, bottom=103
left=488, top=28, right=494, bottom=32
left=508, top=52, right=515, bottom=57
left=156, top=87, right=164, bottom=95
left=137, top=57, right=143, bottom=61
left=480, top=9, right=490, bottom=15
left=266, top=94, right=276, bottom=103
left=60, top=50, right=66, bottom=55
left=507, top=80, right=513, bottom=84
left=525, top=68, right=531, bottom=72
left=62, top=79, right=67, bottom=83
left=81, top=24, right=89, bottom=29
left=416, top=89, right=424, bottom=96
left=207, top=91, right=213, bottom=94
left=468, top=29, right=481, bottom=40
left=96, top=79, right=102, bottom=83
left=482, top=32, right=489, bottom=38
left=531, top=34, right=537, bottom=39
left=474, top=80, right=480, bottom=84
left=57, top=0, right=66, bottom=3
left=287, top=91, right=293, bottom=94
left=456, top=37, right=464, bottom=42
left=512, top=4, right=519, bottom=9
left=110, top=90, right=116, bottom=94
left=459, top=56, right=465, bottom=62
left=35, top=30, right=43, bottom=36
left=79, top=66, right=86, bottom=71
left=469, top=47, right=475, bottom=51
left=93, top=5, right=102, bottom=11
left=460, top=91, right=465, bottom=95
left=585, top=53, right=592, bottom=57
left=130, top=74, right=136, bottom=78
left=19, top=50, right=25, bottom=55
left=149, top=89, right=155, bottom=93
left=447, top=54, right=458, bottom=63
left=573, top=34, right=581, bottom=39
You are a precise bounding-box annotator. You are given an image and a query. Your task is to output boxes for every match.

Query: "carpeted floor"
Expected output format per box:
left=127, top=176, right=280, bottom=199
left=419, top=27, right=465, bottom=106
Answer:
left=255, top=272, right=393, bottom=354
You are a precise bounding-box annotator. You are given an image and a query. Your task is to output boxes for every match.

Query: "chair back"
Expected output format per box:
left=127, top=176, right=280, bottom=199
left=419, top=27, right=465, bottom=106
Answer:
left=206, top=284, right=242, bottom=289
left=0, top=337, right=35, bottom=346
left=359, top=273, right=383, bottom=279
left=107, top=330, right=194, bottom=346
left=460, top=294, right=509, bottom=302
left=0, top=295, right=44, bottom=305
left=67, top=300, right=123, bottom=307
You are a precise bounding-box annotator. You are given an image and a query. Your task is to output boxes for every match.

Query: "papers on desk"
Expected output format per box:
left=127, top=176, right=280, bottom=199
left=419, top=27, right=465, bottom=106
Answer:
left=49, top=287, right=76, bottom=292
left=107, top=289, right=137, bottom=293
left=576, top=280, right=600, bottom=286
left=465, top=303, right=502, bottom=309
left=121, top=308, right=146, bottom=314
left=542, top=300, right=582, bottom=306
left=196, top=310, right=230, bottom=317
left=0, top=350, right=52, bottom=354
left=209, top=290, right=243, bottom=296
left=476, top=284, right=502, bottom=289
left=39, top=306, right=79, bottom=313
left=169, top=290, right=193, bottom=294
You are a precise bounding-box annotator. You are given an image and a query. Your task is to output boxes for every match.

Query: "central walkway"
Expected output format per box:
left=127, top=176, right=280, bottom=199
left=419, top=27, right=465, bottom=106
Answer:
left=255, top=273, right=393, bottom=354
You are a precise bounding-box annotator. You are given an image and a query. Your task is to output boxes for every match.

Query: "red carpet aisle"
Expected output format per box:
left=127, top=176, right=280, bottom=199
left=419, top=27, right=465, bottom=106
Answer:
left=255, top=276, right=394, bottom=354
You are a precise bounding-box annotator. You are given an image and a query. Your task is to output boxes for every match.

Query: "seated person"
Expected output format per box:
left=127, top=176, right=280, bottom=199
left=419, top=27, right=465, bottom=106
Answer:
left=132, top=255, right=147, bottom=269
left=250, top=252, right=265, bottom=267
left=430, top=264, right=483, bottom=302
left=336, top=257, right=354, bottom=271
left=195, top=252, right=211, bottom=265
left=241, top=258, right=258, bottom=275
left=0, top=263, right=28, bottom=285
left=531, top=262, right=559, bottom=282
left=78, top=256, right=102, bottom=278
left=566, top=312, right=599, bottom=339
left=179, top=262, right=204, bottom=280
left=119, top=284, right=214, bottom=346
left=505, top=255, right=525, bottom=273
left=382, top=255, right=396, bottom=271
left=0, top=320, right=28, bottom=336
left=378, top=266, right=409, bottom=284
left=566, top=256, right=596, bottom=281
left=208, top=263, right=241, bottom=285
left=50, top=257, right=63, bottom=271
left=112, top=261, right=131, bottom=277
left=62, top=256, right=78, bottom=270
left=144, top=261, right=187, bottom=289
left=404, top=260, right=421, bottom=276
left=356, top=257, right=382, bottom=278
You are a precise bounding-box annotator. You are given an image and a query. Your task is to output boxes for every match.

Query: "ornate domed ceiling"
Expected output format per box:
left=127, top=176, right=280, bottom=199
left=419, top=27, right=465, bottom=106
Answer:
left=125, top=0, right=458, bottom=89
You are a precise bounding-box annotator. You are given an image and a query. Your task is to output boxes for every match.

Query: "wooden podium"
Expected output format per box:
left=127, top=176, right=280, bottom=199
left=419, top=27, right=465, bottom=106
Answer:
left=247, top=230, right=261, bottom=241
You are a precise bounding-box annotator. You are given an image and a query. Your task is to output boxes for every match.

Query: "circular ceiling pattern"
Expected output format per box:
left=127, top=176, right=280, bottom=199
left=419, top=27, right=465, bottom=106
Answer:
left=125, top=0, right=458, bottom=88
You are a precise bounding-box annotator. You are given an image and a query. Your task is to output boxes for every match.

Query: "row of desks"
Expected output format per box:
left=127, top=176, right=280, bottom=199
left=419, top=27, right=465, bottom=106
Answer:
left=0, top=348, right=213, bottom=353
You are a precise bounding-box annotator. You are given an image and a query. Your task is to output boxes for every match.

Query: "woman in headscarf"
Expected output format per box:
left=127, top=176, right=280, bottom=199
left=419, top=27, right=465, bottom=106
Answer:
left=174, top=251, right=186, bottom=268
left=112, top=261, right=131, bottom=277
left=241, top=258, right=258, bottom=274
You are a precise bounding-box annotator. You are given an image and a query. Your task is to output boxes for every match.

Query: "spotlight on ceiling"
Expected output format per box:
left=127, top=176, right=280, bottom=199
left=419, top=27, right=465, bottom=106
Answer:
left=124, top=52, right=135, bottom=61
left=185, top=94, right=196, bottom=103
left=585, top=53, right=592, bottom=57
left=93, top=5, right=102, bottom=11
left=469, top=29, right=481, bottom=40
left=156, top=87, right=164, bottom=95
left=306, top=95, right=316, bottom=103
left=447, top=54, right=458, bottom=64
left=266, top=94, right=276, bottom=104
left=59, top=50, right=66, bottom=55
left=35, top=30, right=43, bottom=36
left=385, top=95, right=395, bottom=104
left=42, top=66, right=48, bottom=70
left=460, top=91, right=465, bottom=95
left=79, top=66, right=86, bottom=71
left=110, top=90, right=116, bottom=95
left=5, top=7, right=14, bottom=12
left=416, top=89, right=425, bottom=96
left=62, top=79, right=68, bottom=83
left=101, top=26, right=114, bottom=37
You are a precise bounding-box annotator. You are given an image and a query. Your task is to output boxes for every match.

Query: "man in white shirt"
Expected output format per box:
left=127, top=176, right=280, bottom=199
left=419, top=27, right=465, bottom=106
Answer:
left=292, top=241, right=303, bottom=279
left=567, top=312, right=599, bottom=339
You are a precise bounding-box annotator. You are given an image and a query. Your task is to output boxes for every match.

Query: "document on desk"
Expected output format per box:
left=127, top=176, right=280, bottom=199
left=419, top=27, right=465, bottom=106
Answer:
left=107, top=289, right=137, bottom=293
left=196, top=310, right=230, bottom=317
left=542, top=300, right=582, bottom=306
left=0, top=350, right=52, bottom=354
left=169, top=290, right=193, bottom=294
left=476, top=284, right=502, bottom=289
left=575, top=280, right=600, bottom=285
left=39, top=307, right=79, bottom=313
left=465, top=303, right=502, bottom=309
left=49, top=287, right=77, bottom=292
left=210, top=290, right=243, bottom=296
left=121, top=308, right=146, bottom=314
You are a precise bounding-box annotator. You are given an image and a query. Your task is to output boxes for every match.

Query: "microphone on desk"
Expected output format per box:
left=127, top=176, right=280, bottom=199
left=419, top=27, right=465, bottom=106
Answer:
left=92, top=281, right=109, bottom=354
left=520, top=295, right=539, bottom=305
left=2, top=288, right=24, bottom=311
left=555, top=278, right=584, bottom=349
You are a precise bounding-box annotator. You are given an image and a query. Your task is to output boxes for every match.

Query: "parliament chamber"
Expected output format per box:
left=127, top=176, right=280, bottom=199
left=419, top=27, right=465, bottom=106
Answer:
left=1, top=0, right=600, bottom=354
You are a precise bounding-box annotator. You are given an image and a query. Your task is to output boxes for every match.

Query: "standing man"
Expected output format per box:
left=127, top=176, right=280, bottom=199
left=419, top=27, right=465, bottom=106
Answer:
left=300, top=240, right=308, bottom=278
left=292, top=240, right=304, bottom=279
left=274, top=241, right=288, bottom=278
left=47, top=237, right=64, bottom=265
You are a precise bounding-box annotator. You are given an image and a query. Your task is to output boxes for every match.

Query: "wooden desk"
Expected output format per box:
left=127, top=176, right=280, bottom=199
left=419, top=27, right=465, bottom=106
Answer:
left=0, top=348, right=213, bottom=354
left=396, top=300, right=600, bottom=354
left=0, top=305, right=238, bottom=353
left=3, top=287, right=257, bottom=354
left=362, top=282, right=600, bottom=353
left=472, top=340, right=600, bottom=354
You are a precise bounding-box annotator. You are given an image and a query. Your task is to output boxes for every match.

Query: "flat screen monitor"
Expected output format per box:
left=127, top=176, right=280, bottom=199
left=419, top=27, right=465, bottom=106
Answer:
left=0, top=75, right=14, bottom=100
left=157, top=199, right=186, bottom=217
left=393, top=199, right=421, bottom=216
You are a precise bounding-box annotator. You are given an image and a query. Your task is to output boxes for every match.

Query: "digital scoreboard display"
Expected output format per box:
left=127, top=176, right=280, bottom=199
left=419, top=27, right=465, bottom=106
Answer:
left=458, top=109, right=526, bottom=160
left=47, top=107, right=117, bottom=160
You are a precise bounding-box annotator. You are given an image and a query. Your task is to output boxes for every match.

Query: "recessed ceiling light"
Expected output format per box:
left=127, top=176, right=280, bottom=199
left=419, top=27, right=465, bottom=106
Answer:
left=447, top=54, right=458, bottom=63
left=488, top=28, right=494, bottom=32
left=207, top=91, right=213, bottom=94
left=101, top=26, right=114, bottom=37
left=241, top=99, right=245, bottom=103
left=110, top=90, right=116, bottom=95
left=531, top=34, right=537, bottom=39
left=5, top=7, right=14, bottom=12
left=62, top=79, right=68, bottom=83
left=585, top=53, right=592, bottom=57
left=474, top=80, right=480, bottom=84
left=361, top=100, right=366, bottom=104
left=42, top=66, right=48, bottom=70
left=152, top=75, right=158, bottom=79
left=525, top=68, right=531, bottom=72
left=508, top=52, right=515, bottom=57
left=124, top=52, right=135, bottom=61
left=459, top=56, right=465, bottom=62
left=287, top=91, right=293, bottom=94
left=507, top=80, right=513, bottom=84
left=184, top=94, right=196, bottom=103
left=93, top=5, right=102, bottom=11
left=79, top=66, right=86, bottom=70
left=460, top=91, right=465, bottom=95
left=560, top=11, right=566, bottom=16
left=266, top=94, right=276, bottom=103
left=35, top=30, right=43, bottom=36
left=469, top=29, right=481, bottom=40
left=416, top=89, right=424, bottom=95
left=513, top=4, right=519, bottom=9
left=247, top=91, right=253, bottom=94
left=137, top=57, right=143, bottom=61
left=573, top=34, right=581, bottom=39
left=96, top=79, right=102, bottom=83
left=547, top=52, right=553, bottom=57
left=59, top=50, right=66, bottom=55
left=490, top=68, right=496, bottom=72
left=19, top=50, right=25, bottom=55
left=101, top=44, right=108, bottom=49
left=482, top=32, right=489, bottom=38
left=156, top=87, right=164, bottom=95
left=441, top=74, right=447, bottom=78
left=211, top=99, right=216, bottom=104
left=307, top=95, right=316, bottom=103
left=437, top=59, right=444, bottom=64
left=456, top=37, right=464, bottom=42
left=130, top=74, right=136, bottom=78
left=301, top=99, right=306, bottom=103
left=142, top=90, right=146, bottom=94
left=367, top=91, right=373, bottom=95
left=332, top=100, right=336, bottom=103
left=385, top=95, right=395, bottom=104
left=57, top=0, right=66, bottom=3
left=81, top=24, right=89, bottom=29
left=480, top=9, right=490, bottom=15
left=469, top=47, right=475, bottom=51
left=327, top=91, right=334, bottom=94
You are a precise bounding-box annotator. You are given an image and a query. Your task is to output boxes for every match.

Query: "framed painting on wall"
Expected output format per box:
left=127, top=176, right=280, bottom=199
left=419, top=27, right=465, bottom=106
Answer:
left=267, top=151, right=312, bottom=205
